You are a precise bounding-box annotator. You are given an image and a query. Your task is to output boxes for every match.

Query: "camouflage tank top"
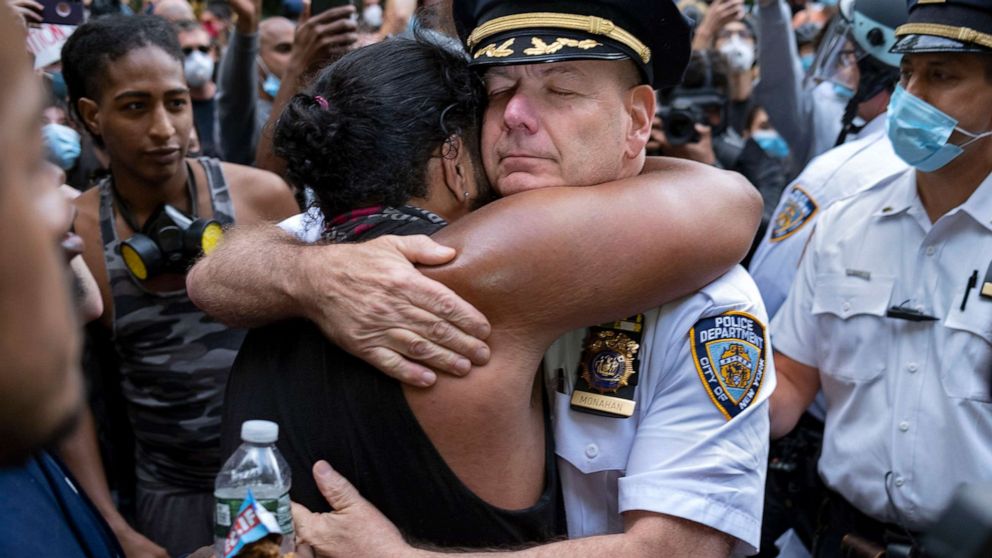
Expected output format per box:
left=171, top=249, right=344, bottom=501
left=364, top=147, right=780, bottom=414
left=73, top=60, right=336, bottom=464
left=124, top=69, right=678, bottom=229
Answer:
left=98, top=157, right=246, bottom=490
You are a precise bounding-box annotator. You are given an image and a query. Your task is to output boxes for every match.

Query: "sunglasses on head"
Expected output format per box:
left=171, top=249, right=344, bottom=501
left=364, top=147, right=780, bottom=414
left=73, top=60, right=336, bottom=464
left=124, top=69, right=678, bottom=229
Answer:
left=183, top=46, right=211, bottom=56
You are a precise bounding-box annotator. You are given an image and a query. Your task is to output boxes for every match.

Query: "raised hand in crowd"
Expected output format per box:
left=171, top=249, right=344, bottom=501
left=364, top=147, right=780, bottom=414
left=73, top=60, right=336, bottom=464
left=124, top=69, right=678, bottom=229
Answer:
left=290, top=1, right=359, bottom=76
left=691, top=0, right=745, bottom=51
left=254, top=1, right=359, bottom=173
left=228, top=0, right=262, bottom=35
left=7, top=0, right=42, bottom=26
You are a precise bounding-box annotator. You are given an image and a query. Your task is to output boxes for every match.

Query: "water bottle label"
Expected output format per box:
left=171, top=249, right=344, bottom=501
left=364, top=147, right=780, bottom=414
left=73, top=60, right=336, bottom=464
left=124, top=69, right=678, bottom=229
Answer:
left=214, top=492, right=294, bottom=540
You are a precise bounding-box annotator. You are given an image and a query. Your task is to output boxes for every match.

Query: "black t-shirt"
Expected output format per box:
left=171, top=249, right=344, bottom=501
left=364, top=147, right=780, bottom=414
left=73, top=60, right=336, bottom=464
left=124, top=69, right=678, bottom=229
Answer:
left=221, top=206, right=565, bottom=548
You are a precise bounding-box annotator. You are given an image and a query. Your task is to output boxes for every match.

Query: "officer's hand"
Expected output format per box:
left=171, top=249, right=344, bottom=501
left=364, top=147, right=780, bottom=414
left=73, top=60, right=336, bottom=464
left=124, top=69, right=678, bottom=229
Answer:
left=301, top=235, right=491, bottom=387
left=293, top=461, right=410, bottom=558
left=290, top=1, right=359, bottom=76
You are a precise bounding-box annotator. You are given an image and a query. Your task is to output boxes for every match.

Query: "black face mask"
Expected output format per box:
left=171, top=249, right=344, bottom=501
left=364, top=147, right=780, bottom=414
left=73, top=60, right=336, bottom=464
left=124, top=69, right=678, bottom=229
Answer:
left=114, top=165, right=224, bottom=281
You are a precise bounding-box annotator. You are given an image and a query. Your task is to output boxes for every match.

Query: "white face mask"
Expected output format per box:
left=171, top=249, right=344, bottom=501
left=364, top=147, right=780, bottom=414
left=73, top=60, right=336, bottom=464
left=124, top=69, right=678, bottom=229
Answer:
left=362, top=3, right=383, bottom=28
left=184, top=50, right=215, bottom=88
left=718, top=35, right=755, bottom=73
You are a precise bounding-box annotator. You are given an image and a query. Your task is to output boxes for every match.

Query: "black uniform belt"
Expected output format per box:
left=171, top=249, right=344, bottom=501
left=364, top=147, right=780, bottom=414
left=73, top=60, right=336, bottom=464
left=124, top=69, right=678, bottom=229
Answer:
left=819, top=490, right=924, bottom=558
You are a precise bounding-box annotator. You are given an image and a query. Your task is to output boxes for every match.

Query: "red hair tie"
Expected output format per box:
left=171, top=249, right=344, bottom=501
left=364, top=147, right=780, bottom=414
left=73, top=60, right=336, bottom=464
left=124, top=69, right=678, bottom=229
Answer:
left=314, top=95, right=329, bottom=110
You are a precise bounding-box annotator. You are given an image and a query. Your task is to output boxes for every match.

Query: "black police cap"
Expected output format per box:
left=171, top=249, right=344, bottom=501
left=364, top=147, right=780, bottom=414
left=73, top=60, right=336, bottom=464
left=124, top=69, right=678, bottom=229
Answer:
left=891, top=0, right=992, bottom=54
left=453, top=0, right=692, bottom=89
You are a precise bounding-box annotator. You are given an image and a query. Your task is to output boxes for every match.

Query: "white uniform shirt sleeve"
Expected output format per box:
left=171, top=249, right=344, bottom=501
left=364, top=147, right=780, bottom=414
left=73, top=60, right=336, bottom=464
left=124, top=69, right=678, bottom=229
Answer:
left=616, top=268, right=774, bottom=555
left=277, top=207, right=325, bottom=244
left=769, top=221, right=822, bottom=367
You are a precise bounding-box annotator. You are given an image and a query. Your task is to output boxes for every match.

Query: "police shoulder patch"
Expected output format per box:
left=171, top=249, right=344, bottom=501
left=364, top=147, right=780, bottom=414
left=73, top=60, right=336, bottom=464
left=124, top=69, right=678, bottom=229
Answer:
left=770, top=185, right=818, bottom=242
left=689, top=311, right=767, bottom=421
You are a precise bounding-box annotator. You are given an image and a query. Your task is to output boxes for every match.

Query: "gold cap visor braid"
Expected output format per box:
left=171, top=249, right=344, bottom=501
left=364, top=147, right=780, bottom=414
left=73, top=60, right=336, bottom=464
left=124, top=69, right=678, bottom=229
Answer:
left=896, top=22, right=992, bottom=49
left=467, top=12, right=651, bottom=64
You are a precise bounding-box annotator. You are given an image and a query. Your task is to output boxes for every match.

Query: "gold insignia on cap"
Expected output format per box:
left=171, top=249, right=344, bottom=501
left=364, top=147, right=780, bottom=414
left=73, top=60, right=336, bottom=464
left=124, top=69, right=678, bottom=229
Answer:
left=474, top=38, right=516, bottom=59
left=467, top=12, right=651, bottom=63
left=523, top=37, right=602, bottom=56
left=896, top=23, right=992, bottom=49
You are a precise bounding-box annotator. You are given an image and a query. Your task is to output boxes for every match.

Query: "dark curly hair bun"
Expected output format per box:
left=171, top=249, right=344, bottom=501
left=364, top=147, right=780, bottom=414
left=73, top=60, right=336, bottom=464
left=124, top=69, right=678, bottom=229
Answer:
left=274, top=33, right=486, bottom=219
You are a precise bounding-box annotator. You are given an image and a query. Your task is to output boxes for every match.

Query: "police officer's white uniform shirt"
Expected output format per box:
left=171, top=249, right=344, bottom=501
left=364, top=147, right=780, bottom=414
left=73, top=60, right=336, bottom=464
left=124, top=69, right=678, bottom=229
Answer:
left=772, top=168, right=992, bottom=529
left=278, top=207, right=324, bottom=243
left=544, top=266, right=775, bottom=555
left=749, top=113, right=907, bottom=319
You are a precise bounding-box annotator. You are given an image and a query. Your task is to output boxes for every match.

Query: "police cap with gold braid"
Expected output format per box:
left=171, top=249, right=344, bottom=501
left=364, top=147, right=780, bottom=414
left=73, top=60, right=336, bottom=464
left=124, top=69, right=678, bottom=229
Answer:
left=891, top=0, right=992, bottom=54
left=453, top=0, right=692, bottom=89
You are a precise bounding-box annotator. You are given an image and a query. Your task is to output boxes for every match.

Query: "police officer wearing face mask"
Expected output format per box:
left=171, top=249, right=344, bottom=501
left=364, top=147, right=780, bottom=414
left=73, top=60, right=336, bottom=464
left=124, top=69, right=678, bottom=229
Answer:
left=769, top=1, right=992, bottom=556
left=748, top=2, right=910, bottom=554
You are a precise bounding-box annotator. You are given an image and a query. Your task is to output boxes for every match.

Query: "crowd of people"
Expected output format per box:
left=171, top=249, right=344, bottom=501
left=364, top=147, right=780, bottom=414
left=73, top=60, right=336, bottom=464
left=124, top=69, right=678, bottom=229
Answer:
left=1, top=0, right=990, bottom=556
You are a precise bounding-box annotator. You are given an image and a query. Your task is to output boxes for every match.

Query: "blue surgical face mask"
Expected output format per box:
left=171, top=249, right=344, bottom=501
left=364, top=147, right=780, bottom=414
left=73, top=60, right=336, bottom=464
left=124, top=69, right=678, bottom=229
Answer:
left=42, top=123, right=82, bottom=170
left=833, top=83, right=855, bottom=100
left=800, top=53, right=815, bottom=73
left=257, top=58, right=281, bottom=98
left=753, top=130, right=790, bottom=159
left=262, top=73, right=281, bottom=98
left=886, top=84, right=992, bottom=173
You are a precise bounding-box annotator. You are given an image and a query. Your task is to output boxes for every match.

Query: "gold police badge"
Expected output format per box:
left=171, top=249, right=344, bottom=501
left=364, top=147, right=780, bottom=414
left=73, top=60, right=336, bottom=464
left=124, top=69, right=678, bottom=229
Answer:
left=580, top=330, right=640, bottom=394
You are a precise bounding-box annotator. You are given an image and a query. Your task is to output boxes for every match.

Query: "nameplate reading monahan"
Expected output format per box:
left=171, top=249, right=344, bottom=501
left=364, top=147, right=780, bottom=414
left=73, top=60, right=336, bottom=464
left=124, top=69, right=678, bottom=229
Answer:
left=570, top=391, right=636, bottom=417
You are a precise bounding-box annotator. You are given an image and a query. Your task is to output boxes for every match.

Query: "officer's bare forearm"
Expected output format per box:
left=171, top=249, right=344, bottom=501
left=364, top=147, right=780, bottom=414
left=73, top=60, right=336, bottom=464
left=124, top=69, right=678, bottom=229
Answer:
left=187, top=225, right=491, bottom=382
left=769, top=351, right=821, bottom=439
left=187, top=224, right=310, bottom=327
left=407, top=512, right=733, bottom=558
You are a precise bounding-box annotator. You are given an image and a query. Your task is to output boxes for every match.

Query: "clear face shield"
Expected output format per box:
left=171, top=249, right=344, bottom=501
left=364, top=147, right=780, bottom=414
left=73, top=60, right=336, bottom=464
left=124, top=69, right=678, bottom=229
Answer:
left=805, top=16, right=864, bottom=94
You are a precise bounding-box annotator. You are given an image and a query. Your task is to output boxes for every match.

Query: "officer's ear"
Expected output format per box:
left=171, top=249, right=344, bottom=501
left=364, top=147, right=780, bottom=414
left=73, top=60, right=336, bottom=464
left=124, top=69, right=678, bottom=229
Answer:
left=625, top=84, right=655, bottom=159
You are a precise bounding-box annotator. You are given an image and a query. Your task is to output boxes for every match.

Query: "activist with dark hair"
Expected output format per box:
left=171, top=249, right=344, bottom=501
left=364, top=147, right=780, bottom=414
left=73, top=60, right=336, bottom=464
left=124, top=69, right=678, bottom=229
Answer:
left=60, top=14, right=298, bottom=556
left=274, top=34, right=492, bottom=218
left=222, top=35, right=526, bottom=547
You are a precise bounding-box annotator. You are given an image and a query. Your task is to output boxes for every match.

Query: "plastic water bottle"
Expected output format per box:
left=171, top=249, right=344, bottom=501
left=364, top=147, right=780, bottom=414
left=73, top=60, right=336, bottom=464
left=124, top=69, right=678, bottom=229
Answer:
left=214, top=420, right=294, bottom=555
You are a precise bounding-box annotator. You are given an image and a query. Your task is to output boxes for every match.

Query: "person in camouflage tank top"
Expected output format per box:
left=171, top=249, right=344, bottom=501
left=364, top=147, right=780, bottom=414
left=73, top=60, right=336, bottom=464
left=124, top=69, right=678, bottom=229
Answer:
left=61, top=15, right=298, bottom=558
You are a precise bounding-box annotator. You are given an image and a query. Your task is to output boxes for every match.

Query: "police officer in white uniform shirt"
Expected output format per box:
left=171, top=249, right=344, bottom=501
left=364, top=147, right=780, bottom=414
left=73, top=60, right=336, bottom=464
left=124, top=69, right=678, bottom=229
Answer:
left=280, top=1, right=775, bottom=556
left=543, top=274, right=773, bottom=555
left=457, top=2, right=773, bottom=553
left=750, top=0, right=910, bottom=320
left=770, top=1, right=992, bottom=555
left=750, top=6, right=908, bottom=551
